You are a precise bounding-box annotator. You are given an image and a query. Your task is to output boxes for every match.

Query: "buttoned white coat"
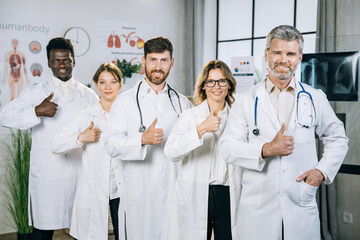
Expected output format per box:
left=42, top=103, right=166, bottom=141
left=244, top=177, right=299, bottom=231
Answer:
left=164, top=100, right=241, bottom=240
left=106, top=80, right=193, bottom=240
left=220, top=79, right=348, bottom=240
left=0, top=78, right=98, bottom=229
left=51, top=104, right=123, bottom=240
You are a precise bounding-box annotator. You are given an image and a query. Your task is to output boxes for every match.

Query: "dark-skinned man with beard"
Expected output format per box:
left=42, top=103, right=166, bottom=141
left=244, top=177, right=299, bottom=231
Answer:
left=0, top=37, right=98, bottom=240
left=107, top=37, right=193, bottom=240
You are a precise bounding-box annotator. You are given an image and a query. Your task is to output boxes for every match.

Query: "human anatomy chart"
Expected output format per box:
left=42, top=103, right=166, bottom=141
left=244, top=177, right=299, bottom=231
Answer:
left=0, top=12, right=55, bottom=115
left=4, top=39, right=30, bottom=100
left=95, top=20, right=159, bottom=90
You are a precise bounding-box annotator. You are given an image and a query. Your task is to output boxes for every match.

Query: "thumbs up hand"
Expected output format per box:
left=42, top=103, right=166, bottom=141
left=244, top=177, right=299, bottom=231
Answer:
left=141, top=118, right=164, bottom=146
left=261, top=123, right=294, bottom=158
left=35, top=92, right=58, bottom=117
left=196, top=107, right=222, bottom=139
left=77, top=121, right=101, bottom=143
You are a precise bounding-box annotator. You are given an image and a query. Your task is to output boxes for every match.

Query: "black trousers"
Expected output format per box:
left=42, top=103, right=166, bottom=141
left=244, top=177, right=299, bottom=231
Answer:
left=207, top=185, right=232, bottom=240
left=30, top=228, right=54, bottom=240
left=110, top=197, right=120, bottom=240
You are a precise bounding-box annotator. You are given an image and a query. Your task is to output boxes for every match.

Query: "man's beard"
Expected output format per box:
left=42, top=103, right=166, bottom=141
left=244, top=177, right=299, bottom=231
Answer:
left=145, top=67, right=170, bottom=85
left=268, top=64, right=296, bottom=80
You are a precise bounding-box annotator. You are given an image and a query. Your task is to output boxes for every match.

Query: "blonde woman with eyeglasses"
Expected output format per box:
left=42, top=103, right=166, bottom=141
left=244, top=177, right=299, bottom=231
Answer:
left=164, top=60, right=242, bottom=240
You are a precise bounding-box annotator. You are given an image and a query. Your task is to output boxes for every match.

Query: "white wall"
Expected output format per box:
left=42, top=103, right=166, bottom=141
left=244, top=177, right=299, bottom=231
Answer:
left=0, top=0, right=192, bottom=234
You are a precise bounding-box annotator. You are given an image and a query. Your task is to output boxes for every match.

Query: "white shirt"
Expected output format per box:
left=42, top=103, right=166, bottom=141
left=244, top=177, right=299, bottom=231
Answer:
left=265, top=77, right=295, bottom=129
left=209, top=104, right=229, bottom=185
left=52, top=76, right=77, bottom=99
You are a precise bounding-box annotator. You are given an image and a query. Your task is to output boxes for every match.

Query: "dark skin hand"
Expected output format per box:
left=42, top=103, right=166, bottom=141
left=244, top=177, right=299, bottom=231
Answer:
left=35, top=92, right=58, bottom=117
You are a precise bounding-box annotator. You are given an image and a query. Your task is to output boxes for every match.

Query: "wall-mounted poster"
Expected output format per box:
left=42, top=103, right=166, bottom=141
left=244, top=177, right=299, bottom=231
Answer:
left=231, top=56, right=255, bottom=93
left=95, top=20, right=159, bottom=92
left=0, top=13, right=55, bottom=105
left=301, top=52, right=359, bottom=101
left=0, top=12, right=55, bottom=134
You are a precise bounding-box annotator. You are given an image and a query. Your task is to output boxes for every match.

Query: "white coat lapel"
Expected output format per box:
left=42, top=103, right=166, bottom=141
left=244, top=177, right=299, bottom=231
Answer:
left=194, top=101, right=209, bottom=124
left=42, top=78, right=64, bottom=104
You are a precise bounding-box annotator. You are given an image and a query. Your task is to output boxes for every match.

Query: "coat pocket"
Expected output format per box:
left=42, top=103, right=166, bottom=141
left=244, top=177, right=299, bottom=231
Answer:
left=294, top=126, right=315, bottom=144
left=299, top=181, right=318, bottom=207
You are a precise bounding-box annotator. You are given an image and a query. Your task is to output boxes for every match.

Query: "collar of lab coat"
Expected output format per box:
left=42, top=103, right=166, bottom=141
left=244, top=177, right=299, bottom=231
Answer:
left=194, top=99, right=229, bottom=118
left=87, top=103, right=108, bottom=118
left=136, top=78, right=169, bottom=99
left=51, top=76, right=77, bottom=90
left=255, top=77, right=304, bottom=135
left=43, top=77, right=85, bottom=103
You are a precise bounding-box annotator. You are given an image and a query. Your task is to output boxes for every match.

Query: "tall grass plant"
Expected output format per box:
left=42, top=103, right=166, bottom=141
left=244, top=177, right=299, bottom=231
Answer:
left=1, top=130, right=32, bottom=234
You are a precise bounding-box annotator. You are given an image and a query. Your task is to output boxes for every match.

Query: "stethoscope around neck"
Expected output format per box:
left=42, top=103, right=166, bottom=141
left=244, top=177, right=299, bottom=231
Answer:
left=136, top=81, right=182, bottom=133
left=252, top=81, right=316, bottom=136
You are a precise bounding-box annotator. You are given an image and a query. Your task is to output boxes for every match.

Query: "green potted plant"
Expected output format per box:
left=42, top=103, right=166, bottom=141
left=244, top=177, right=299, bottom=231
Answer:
left=114, top=58, right=142, bottom=83
left=2, top=130, right=32, bottom=240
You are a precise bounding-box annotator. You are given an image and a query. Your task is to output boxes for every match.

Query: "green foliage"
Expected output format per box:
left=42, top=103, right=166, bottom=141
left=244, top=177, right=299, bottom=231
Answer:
left=115, top=59, right=142, bottom=83
left=2, top=130, right=32, bottom=234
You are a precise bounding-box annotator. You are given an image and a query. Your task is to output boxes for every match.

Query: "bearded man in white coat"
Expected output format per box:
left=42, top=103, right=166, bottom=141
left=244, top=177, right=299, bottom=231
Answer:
left=107, top=37, right=193, bottom=240
left=220, top=25, right=348, bottom=240
left=0, top=37, right=98, bottom=240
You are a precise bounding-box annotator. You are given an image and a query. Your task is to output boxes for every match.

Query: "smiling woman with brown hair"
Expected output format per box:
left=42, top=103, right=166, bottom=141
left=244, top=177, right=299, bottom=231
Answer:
left=51, top=63, right=123, bottom=240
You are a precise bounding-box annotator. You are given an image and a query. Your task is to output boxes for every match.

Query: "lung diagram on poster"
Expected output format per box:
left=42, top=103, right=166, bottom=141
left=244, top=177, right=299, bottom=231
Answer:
left=95, top=20, right=159, bottom=90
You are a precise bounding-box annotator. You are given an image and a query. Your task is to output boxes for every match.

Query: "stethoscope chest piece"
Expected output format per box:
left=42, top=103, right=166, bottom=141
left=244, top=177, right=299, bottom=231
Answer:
left=253, top=128, right=260, bottom=136
left=139, top=125, right=146, bottom=133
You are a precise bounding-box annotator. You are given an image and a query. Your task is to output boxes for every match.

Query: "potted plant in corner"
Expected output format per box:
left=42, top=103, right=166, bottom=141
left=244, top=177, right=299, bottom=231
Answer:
left=2, top=130, right=32, bottom=240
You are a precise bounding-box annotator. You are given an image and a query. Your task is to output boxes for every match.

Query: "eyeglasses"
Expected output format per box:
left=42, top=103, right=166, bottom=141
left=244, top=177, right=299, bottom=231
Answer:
left=50, top=59, right=73, bottom=66
left=203, top=79, right=229, bottom=87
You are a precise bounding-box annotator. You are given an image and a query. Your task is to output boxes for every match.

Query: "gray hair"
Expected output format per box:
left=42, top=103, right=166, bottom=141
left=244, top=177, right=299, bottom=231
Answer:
left=265, top=25, right=304, bottom=54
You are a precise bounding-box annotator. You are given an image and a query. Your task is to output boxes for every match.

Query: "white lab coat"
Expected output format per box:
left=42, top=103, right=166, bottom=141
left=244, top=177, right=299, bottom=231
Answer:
left=107, top=80, right=193, bottom=240
left=0, top=77, right=98, bottom=230
left=164, top=100, right=241, bottom=240
left=51, top=104, right=123, bottom=240
left=220, top=79, right=348, bottom=240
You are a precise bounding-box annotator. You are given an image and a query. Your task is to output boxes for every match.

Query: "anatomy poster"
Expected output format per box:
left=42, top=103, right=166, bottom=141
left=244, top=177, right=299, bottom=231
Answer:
left=0, top=12, right=55, bottom=134
left=0, top=13, right=55, bottom=107
left=95, top=19, right=160, bottom=91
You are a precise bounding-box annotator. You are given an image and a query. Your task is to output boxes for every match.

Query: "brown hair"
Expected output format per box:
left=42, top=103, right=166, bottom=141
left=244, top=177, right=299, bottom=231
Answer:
left=92, top=62, right=122, bottom=84
left=144, top=36, right=173, bottom=59
left=193, top=60, right=236, bottom=106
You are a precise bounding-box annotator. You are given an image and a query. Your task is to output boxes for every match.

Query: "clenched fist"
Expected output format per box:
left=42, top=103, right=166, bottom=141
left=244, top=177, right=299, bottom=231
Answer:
left=35, top=92, right=58, bottom=117
left=141, top=118, right=164, bottom=146
left=77, top=121, right=101, bottom=143
left=196, top=107, right=222, bottom=138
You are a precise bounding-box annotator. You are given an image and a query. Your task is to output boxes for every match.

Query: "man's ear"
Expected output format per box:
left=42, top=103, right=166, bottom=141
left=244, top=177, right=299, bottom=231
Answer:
left=170, top=57, right=174, bottom=69
left=264, top=50, right=268, bottom=62
left=142, top=56, right=146, bottom=66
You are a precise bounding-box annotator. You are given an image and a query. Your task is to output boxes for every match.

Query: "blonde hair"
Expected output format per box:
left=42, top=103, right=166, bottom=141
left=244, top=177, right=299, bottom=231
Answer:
left=193, top=60, right=236, bottom=106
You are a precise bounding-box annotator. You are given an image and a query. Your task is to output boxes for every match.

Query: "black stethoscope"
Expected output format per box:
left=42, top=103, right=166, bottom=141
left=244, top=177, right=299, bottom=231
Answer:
left=136, top=81, right=182, bottom=133
left=253, top=81, right=316, bottom=136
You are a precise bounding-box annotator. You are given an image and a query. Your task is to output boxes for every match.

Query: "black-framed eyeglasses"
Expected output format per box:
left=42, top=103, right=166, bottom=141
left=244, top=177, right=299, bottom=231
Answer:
left=203, top=79, right=229, bottom=87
